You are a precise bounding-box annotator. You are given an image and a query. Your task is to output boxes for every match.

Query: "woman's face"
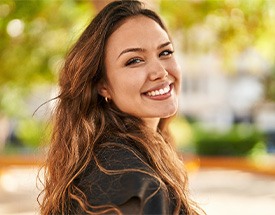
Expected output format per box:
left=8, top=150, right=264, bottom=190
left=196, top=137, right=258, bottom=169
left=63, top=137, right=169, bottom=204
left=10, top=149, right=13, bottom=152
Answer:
left=101, top=15, right=181, bottom=129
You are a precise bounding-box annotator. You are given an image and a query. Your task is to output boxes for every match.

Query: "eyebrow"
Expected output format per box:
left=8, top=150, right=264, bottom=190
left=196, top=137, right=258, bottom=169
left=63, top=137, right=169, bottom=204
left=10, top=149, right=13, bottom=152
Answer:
left=117, top=41, right=171, bottom=59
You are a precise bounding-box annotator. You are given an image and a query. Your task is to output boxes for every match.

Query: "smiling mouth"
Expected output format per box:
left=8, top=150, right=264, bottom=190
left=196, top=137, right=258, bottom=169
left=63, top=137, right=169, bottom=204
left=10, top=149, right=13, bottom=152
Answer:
left=145, top=84, right=171, bottom=97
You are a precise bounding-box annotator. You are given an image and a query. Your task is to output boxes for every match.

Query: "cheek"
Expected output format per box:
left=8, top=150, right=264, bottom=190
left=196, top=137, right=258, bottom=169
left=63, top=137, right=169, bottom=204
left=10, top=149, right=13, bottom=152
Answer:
left=168, top=61, right=182, bottom=87
left=166, top=57, right=181, bottom=74
left=172, top=60, right=182, bottom=80
left=108, top=74, right=140, bottom=98
left=109, top=68, right=147, bottom=91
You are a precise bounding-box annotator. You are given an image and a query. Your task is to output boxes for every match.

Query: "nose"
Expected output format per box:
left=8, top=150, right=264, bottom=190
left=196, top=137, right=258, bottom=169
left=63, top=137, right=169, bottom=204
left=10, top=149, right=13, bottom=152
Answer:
left=148, top=60, right=168, bottom=81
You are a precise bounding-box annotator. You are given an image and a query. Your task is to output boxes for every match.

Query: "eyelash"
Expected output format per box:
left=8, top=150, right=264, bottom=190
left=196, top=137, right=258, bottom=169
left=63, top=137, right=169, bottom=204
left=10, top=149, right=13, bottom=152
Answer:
left=125, top=58, right=143, bottom=66
left=159, top=49, right=174, bottom=57
left=125, top=49, right=174, bottom=66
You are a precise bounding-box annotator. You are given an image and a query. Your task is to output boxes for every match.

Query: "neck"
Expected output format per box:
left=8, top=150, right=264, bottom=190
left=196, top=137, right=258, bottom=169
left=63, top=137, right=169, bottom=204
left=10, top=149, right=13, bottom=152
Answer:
left=142, top=118, right=160, bottom=131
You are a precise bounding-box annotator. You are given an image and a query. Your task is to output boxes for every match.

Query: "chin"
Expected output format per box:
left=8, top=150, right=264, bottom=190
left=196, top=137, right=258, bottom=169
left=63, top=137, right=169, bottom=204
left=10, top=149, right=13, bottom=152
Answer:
left=159, top=108, right=177, bottom=118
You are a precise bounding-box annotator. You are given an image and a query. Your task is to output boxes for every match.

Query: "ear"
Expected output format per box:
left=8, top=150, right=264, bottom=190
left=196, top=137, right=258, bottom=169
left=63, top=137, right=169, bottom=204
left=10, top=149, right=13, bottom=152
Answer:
left=97, top=80, right=111, bottom=98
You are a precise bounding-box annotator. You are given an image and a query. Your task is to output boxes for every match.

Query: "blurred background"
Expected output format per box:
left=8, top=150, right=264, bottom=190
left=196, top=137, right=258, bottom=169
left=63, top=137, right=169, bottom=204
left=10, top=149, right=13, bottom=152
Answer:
left=0, top=0, right=274, bottom=214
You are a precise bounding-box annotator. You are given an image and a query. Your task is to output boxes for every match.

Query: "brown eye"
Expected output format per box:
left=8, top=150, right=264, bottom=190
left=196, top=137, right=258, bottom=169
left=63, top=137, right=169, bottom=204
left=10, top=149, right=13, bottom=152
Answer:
left=125, top=58, right=144, bottom=66
left=159, top=50, right=174, bottom=57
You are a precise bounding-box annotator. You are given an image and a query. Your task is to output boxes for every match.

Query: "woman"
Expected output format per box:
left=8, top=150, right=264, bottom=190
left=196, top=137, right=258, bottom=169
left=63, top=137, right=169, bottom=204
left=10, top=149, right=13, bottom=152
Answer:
left=40, top=0, right=204, bottom=214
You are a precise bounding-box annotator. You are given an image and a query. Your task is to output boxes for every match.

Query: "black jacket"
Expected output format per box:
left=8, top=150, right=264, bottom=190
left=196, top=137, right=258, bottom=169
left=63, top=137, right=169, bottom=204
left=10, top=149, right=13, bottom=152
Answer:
left=74, top=142, right=185, bottom=214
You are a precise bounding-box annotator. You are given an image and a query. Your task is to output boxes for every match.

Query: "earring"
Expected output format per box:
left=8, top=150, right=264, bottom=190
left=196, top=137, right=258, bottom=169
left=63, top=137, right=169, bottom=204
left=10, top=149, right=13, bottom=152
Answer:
left=105, top=97, right=109, bottom=102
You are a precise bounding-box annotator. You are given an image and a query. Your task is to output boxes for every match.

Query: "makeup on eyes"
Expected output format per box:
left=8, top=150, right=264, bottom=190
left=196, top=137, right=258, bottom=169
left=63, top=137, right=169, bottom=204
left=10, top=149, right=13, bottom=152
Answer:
left=124, top=48, right=174, bottom=67
left=118, top=41, right=172, bottom=59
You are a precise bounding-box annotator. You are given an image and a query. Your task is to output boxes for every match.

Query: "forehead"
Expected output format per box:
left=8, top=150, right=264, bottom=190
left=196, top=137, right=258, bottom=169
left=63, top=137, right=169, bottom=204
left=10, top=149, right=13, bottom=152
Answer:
left=106, top=15, right=170, bottom=53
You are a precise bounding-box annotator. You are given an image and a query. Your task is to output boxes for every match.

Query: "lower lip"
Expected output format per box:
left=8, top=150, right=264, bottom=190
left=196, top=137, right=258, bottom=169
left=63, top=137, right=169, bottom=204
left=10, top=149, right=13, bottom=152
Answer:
left=143, top=84, right=173, bottom=101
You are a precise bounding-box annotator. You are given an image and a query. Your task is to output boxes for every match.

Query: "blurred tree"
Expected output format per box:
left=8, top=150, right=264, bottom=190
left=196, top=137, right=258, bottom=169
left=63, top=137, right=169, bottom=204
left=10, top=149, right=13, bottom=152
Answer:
left=160, top=0, right=275, bottom=101
left=0, top=0, right=95, bottom=149
left=0, top=0, right=94, bottom=117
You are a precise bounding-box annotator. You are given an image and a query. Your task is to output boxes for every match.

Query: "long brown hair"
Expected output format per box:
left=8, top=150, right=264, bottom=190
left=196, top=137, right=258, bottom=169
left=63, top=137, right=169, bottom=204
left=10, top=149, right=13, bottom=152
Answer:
left=40, top=0, right=204, bottom=214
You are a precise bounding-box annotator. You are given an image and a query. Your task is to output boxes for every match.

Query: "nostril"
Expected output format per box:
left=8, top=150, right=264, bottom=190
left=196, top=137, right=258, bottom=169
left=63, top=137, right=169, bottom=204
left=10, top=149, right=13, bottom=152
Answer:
left=149, top=69, right=168, bottom=81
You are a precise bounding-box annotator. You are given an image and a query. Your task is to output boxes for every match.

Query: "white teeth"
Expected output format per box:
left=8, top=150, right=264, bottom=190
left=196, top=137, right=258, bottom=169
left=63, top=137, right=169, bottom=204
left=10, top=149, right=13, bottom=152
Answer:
left=146, top=85, right=170, bottom=97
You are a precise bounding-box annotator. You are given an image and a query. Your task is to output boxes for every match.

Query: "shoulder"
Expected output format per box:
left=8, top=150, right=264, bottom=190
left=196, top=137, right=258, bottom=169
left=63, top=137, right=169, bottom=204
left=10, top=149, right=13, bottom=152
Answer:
left=79, top=142, right=158, bottom=202
left=94, top=142, right=151, bottom=171
left=77, top=142, right=173, bottom=213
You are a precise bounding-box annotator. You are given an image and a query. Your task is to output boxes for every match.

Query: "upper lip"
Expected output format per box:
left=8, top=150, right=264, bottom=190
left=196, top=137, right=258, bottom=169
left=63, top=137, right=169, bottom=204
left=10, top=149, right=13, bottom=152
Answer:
left=143, top=81, right=172, bottom=94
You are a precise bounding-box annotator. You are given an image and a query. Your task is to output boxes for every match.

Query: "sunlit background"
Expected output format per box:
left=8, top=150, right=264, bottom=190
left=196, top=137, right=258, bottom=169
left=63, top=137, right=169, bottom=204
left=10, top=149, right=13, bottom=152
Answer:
left=0, top=0, right=275, bottom=214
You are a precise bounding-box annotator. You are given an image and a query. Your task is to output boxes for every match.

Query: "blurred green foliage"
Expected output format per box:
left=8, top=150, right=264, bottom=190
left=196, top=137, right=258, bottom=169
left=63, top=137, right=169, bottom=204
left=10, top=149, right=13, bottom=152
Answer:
left=193, top=123, right=264, bottom=156
left=16, top=118, right=49, bottom=148
left=170, top=116, right=194, bottom=151
left=171, top=116, right=265, bottom=157
left=160, top=0, right=275, bottom=59
left=160, top=0, right=275, bottom=100
left=0, top=0, right=94, bottom=150
left=2, top=117, right=51, bottom=154
left=0, top=0, right=94, bottom=117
